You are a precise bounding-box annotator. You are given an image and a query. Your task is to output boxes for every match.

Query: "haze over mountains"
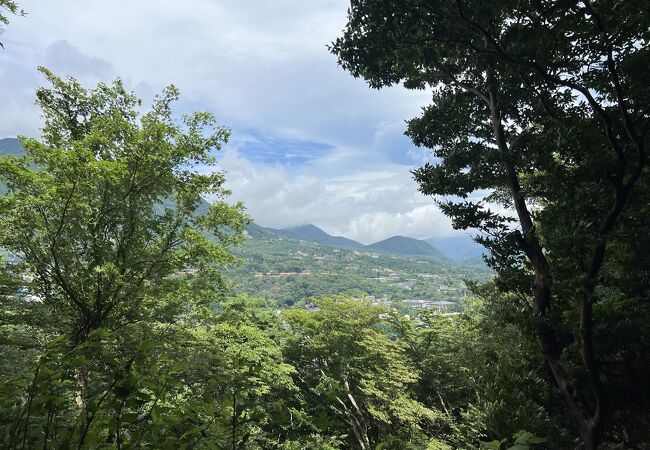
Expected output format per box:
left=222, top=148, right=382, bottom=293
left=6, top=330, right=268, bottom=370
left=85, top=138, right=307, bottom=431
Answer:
left=0, top=137, right=483, bottom=261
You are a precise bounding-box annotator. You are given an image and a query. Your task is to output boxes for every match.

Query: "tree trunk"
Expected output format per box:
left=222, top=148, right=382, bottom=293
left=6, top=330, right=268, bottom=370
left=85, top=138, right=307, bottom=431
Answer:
left=487, top=87, right=605, bottom=448
left=335, top=393, right=371, bottom=450
left=231, top=390, right=238, bottom=450
left=581, top=419, right=602, bottom=450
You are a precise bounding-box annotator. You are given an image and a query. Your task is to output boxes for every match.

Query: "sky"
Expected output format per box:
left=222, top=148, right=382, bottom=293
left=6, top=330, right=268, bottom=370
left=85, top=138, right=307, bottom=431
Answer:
left=0, top=0, right=465, bottom=244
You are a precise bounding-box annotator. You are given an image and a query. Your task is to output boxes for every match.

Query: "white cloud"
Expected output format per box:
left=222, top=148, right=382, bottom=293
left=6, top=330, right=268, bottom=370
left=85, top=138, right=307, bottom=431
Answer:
left=216, top=147, right=457, bottom=244
left=346, top=205, right=454, bottom=243
left=0, top=1, right=464, bottom=241
left=0, top=40, right=116, bottom=137
left=1, top=1, right=430, bottom=148
left=43, top=40, right=114, bottom=80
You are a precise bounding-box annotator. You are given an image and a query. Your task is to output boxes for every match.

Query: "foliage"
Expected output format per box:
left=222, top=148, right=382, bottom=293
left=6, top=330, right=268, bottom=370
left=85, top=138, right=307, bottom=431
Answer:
left=283, top=297, right=440, bottom=450
left=4, top=3, right=649, bottom=445
left=387, top=289, right=573, bottom=449
left=0, top=70, right=255, bottom=449
left=0, top=68, right=248, bottom=343
left=0, top=0, right=24, bottom=48
left=331, top=1, right=650, bottom=447
left=1, top=304, right=305, bottom=449
left=481, top=430, right=547, bottom=450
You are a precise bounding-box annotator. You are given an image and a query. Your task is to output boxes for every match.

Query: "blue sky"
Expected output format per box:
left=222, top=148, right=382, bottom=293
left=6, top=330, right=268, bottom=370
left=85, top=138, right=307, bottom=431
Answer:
left=229, top=131, right=334, bottom=166
left=0, top=0, right=468, bottom=243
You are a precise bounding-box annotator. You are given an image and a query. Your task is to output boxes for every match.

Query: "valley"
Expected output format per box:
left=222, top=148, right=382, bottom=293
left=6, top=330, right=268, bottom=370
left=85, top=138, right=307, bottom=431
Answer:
left=227, top=222, right=491, bottom=309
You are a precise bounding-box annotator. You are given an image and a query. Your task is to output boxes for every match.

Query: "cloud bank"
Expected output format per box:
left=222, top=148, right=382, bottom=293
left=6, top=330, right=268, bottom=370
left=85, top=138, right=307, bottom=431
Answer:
left=0, top=1, right=465, bottom=242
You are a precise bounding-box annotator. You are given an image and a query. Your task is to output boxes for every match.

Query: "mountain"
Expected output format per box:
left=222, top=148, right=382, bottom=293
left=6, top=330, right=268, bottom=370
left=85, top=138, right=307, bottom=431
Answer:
left=0, top=138, right=23, bottom=157
left=283, top=224, right=364, bottom=249
left=245, top=223, right=364, bottom=249
left=425, top=234, right=485, bottom=261
left=245, top=223, right=448, bottom=259
left=245, top=222, right=283, bottom=239
left=366, top=235, right=445, bottom=258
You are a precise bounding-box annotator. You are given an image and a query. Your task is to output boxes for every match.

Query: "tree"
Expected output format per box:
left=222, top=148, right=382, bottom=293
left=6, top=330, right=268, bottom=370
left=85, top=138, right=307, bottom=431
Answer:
left=283, top=297, right=439, bottom=449
left=332, top=2, right=650, bottom=447
left=192, top=322, right=297, bottom=449
left=1, top=296, right=304, bottom=449
left=0, top=69, right=250, bottom=441
left=387, top=294, right=572, bottom=448
left=0, top=67, right=248, bottom=345
left=0, top=0, right=24, bottom=48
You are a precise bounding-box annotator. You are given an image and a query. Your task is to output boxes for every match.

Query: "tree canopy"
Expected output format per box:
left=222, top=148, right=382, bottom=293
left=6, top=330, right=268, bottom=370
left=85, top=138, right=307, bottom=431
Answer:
left=332, top=1, right=650, bottom=448
left=2, top=2, right=649, bottom=448
left=0, top=68, right=248, bottom=344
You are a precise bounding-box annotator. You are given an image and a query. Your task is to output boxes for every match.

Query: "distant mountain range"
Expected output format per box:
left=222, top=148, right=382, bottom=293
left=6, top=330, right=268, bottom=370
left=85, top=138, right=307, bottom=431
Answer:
left=1, top=137, right=485, bottom=261
left=283, top=224, right=364, bottom=249
left=245, top=222, right=481, bottom=261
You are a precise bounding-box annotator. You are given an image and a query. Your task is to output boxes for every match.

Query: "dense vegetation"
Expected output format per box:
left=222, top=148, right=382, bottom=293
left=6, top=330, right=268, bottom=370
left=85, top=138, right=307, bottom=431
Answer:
left=332, top=1, right=650, bottom=448
left=0, top=71, right=551, bottom=450
left=1, top=2, right=649, bottom=449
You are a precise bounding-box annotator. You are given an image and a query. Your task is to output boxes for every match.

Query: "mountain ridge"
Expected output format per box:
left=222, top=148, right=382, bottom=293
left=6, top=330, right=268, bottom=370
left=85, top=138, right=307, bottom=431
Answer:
left=366, top=235, right=445, bottom=258
left=245, top=223, right=363, bottom=249
left=282, top=224, right=365, bottom=249
left=246, top=222, right=447, bottom=259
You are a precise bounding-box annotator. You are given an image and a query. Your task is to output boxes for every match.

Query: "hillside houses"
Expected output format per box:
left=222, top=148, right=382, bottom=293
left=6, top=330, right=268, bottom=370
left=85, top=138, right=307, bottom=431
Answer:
left=403, top=299, right=457, bottom=311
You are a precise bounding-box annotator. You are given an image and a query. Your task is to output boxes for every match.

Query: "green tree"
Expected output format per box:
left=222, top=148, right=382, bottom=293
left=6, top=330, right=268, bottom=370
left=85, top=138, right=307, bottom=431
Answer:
left=1, top=299, right=303, bottom=449
left=332, top=2, right=650, bottom=447
left=0, top=67, right=248, bottom=345
left=283, top=297, right=439, bottom=449
left=389, top=292, right=572, bottom=448
left=191, top=321, right=297, bottom=449
left=0, top=68, right=251, bottom=447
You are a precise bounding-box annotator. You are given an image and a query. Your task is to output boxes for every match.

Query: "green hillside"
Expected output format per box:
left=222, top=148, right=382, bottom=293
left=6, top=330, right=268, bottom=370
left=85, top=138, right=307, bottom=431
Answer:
left=246, top=222, right=452, bottom=260
left=367, top=235, right=445, bottom=258
left=228, top=227, right=490, bottom=306
left=283, top=224, right=364, bottom=249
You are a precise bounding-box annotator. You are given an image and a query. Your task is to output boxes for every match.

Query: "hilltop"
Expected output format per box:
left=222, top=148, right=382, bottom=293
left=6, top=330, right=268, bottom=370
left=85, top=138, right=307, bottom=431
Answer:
left=367, top=235, right=445, bottom=258
left=282, top=224, right=364, bottom=249
left=245, top=222, right=451, bottom=259
left=245, top=222, right=482, bottom=261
